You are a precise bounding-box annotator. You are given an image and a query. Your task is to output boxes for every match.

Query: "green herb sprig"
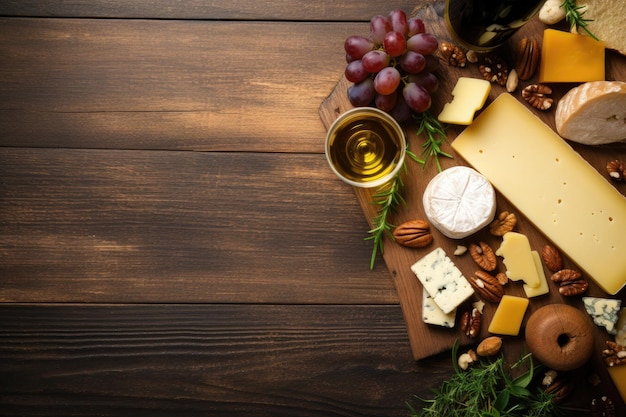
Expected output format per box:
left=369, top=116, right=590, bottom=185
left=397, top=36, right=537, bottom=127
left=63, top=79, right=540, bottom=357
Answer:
left=412, top=111, right=452, bottom=173
left=561, top=0, right=599, bottom=41
left=406, top=340, right=564, bottom=417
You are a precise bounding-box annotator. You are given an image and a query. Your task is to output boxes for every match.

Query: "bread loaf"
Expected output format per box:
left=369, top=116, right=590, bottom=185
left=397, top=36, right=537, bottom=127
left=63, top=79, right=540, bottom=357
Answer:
left=555, top=81, right=626, bottom=145
left=577, top=0, right=626, bottom=56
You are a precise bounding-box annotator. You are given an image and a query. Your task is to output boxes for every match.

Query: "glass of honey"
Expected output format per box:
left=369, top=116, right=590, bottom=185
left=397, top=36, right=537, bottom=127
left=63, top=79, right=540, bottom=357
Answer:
left=325, top=107, right=406, bottom=188
left=445, top=0, right=546, bottom=51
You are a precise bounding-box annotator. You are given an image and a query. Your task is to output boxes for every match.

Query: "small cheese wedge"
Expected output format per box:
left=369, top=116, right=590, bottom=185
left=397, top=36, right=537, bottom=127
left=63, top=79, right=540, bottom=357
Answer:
left=496, top=232, right=541, bottom=288
left=523, top=251, right=550, bottom=298
left=437, top=77, right=491, bottom=125
left=451, top=93, right=626, bottom=295
left=411, top=247, right=474, bottom=314
left=422, top=166, right=496, bottom=239
left=422, top=290, right=456, bottom=328
left=582, top=297, right=622, bottom=335
left=488, top=295, right=529, bottom=336
left=539, top=29, right=605, bottom=83
left=608, top=363, right=626, bottom=403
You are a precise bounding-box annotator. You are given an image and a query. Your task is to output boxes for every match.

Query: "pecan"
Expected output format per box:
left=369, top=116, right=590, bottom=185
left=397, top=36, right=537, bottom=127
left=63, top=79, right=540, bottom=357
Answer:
left=495, top=272, right=509, bottom=286
left=602, top=341, right=626, bottom=367
left=476, top=336, right=502, bottom=357
left=522, top=84, right=553, bottom=110
left=467, top=270, right=504, bottom=303
left=541, top=244, right=563, bottom=272
left=545, top=376, right=573, bottom=404
left=479, top=54, right=509, bottom=86
left=393, top=220, right=433, bottom=248
left=591, top=396, right=616, bottom=417
left=458, top=307, right=481, bottom=338
left=550, top=269, right=588, bottom=296
left=489, top=211, right=517, bottom=236
left=469, top=242, right=497, bottom=271
left=439, top=41, right=466, bottom=67
left=515, top=37, right=540, bottom=80
left=607, top=160, right=626, bottom=182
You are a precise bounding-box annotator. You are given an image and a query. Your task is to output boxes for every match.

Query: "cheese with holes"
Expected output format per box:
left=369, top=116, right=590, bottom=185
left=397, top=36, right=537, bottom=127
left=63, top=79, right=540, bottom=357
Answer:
left=422, top=166, right=496, bottom=239
left=523, top=251, right=550, bottom=298
left=411, top=247, right=474, bottom=314
left=437, top=77, right=491, bottom=125
left=451, top=93, right=626, bottom=295
left=539, top=29, right=605, bottom=83
left=422, top=289, right=456, bottom=328
left=582, top=297, right=621, bottom=335
left=488, top=295, right=529, bottom=336
left=496, top=232, right=541, bottom=288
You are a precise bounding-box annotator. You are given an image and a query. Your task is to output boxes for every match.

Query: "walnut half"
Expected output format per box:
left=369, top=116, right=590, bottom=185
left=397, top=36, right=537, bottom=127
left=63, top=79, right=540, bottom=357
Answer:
left=522, top=84, right=553, bottom=110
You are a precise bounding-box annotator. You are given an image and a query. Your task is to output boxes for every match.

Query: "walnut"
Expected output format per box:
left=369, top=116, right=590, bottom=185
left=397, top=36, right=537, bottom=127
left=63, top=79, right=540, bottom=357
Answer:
left=550, top=268, right=588, bottom=296
left=393, top=220, right=433, bottom=248
left=439, top=41, right=466, bottom=67
left=541, top=244, right=563, bottom=272
left=602, top=340, right=626, bottom=367
left=489, top=211, right=517, bottom=236
left=469, top=242, right=497, bottom=271
left=607, top=160, right=626, bottom=181
left=591, top=396, right=616, bottom=417
left=515, top=37, right=541, bottom=80
left=479, top=54, right=509, bottom=86
left=522, top=84, right=553, bottom=110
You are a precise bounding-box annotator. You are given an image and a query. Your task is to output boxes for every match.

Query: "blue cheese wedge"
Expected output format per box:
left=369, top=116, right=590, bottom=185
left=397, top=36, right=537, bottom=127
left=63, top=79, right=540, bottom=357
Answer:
left=583, top=297, right=622, bottom=335
left=422, top=290, right=456, bottom=328
left=411, top=247, right=474, bottom=314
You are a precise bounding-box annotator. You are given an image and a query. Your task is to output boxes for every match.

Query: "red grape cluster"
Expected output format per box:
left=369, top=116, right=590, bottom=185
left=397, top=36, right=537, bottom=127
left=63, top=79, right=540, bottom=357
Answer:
left=344, top=9, right=440, bottom=122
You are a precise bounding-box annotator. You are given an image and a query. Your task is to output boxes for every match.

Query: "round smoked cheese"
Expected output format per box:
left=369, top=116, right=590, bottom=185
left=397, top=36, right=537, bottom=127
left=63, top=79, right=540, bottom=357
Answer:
left=422, top=166, right=496, bottom=239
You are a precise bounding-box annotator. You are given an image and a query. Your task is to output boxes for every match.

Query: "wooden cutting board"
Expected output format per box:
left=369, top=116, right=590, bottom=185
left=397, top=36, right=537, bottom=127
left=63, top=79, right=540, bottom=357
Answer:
left=319, top=0, right=626, bottom=365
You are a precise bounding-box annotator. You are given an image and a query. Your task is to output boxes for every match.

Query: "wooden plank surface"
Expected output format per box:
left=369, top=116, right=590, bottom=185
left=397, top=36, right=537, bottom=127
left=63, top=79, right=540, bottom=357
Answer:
left=319, top=2, right=626, bottom=363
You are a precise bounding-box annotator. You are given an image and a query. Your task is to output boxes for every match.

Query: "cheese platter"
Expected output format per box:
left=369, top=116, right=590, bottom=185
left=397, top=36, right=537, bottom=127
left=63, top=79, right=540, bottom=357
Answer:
left=319, top=0, right=626, bottom=409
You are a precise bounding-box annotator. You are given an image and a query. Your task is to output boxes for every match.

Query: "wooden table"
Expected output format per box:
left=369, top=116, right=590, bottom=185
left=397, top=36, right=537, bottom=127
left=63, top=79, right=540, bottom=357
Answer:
left=1, top=1, right=624, bottom=416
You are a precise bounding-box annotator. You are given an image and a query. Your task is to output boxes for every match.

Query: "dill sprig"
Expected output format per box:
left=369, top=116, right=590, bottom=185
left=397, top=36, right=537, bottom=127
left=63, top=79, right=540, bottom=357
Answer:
left=406, top=340, right=562, bottom=417
left=412, top=111, right=453, bottom=172
left=561, top=0, right=599, bottom=41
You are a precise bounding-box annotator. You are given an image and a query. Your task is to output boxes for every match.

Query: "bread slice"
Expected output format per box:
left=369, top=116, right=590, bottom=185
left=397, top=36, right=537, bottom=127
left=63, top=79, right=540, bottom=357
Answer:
left=578, top=0, right=626, bottom=56
left=555, top=81, right=626, bottom=145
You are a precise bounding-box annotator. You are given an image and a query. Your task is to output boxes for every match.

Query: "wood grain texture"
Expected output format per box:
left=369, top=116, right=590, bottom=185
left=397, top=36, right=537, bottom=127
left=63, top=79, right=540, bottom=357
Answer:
left=0, top=304, right=448, bottom=417
left=319, top=2, right=626, bottom=362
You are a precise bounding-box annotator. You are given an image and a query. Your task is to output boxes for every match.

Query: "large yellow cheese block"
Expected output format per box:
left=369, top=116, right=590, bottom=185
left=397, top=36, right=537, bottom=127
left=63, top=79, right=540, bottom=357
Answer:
left=452, top=93, right=626, bottom=295
left=539, top=29, right=605, bottom=83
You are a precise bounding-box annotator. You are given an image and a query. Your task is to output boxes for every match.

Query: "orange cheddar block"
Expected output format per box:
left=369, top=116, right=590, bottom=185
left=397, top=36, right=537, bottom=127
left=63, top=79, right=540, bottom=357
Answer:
left=539, top=29, right=605, bottom=83
left=607, top=365, right=626, bottom=403
left=488, top=295, right=529, bottom=336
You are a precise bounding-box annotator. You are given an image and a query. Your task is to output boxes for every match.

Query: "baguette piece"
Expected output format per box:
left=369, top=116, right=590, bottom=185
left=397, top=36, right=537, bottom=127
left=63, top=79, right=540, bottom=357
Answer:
left=578, top=0, right=626, bottom=56
left=555, top=81, right=626, bottom=145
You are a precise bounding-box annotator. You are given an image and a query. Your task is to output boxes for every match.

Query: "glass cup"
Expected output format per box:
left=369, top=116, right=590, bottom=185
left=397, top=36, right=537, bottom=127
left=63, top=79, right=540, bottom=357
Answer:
left=444, top=0, right=546, bottom=51
left=325, top=107, right=406, bottom=188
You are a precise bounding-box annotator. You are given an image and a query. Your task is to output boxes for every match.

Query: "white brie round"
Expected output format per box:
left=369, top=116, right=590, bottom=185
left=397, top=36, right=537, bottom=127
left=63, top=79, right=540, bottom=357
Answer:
left=422, top=166, right=496, bottom=239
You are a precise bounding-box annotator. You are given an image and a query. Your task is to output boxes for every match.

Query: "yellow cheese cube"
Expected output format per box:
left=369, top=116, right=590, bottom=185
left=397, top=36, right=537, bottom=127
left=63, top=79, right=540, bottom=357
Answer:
left=496, top=232, right=541, bottom=288
left=437, top=77, right=491, bottom=125
left=488, top=295, right=529, bottom=336
left=608, top=365, right=626, bottom=403
left=539, top=29, right=605, bottom=83
left=523, top=251, right=550, bottom=298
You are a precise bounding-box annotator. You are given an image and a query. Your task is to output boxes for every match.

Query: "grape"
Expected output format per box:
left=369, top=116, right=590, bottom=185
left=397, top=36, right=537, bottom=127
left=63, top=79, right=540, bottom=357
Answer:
left=383, top=31, right=407, bottom=57
left=375, top=90, right=398, bottom=113
left=407, top=33, right=438, bottom=55
left=403, top=82, right=431, bottom=113
left=348, top=78, right=375, bottom=107
left=399, top=51, right=426, bottom=74
left=407, top=17, right=426, bottom=36
left=373, top=67, right=401, bottom=95
left=345, top=60, right=369, bottom=83
left=344, top=35, right=375, bottom=59
left=369, top=15, right=391, bottom=44
left=407, top=72, right=439, bottom=94
left=361, top=50, right=390, bottom=73
left=388, top=94, right=412, bottom=123
left=388, top=9, right=409, bottom=36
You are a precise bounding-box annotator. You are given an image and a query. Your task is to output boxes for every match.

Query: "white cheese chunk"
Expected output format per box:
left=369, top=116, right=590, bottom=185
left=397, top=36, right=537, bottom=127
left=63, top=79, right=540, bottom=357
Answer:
left=411, top=247, right=474, bottom=314
left=422, top=289, right=456, bottom=328
left=423, top=166, right=496, bottom=239
left=583, top=297, right=622, bottom=335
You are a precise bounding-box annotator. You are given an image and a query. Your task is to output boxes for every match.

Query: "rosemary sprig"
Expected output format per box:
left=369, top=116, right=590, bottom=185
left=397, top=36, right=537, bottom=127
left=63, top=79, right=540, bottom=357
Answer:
left=406, top=340, right=562, bottom=417
left=561, top=0, right=599, bottom=41
left=412, top=110, right=453, bottom=172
